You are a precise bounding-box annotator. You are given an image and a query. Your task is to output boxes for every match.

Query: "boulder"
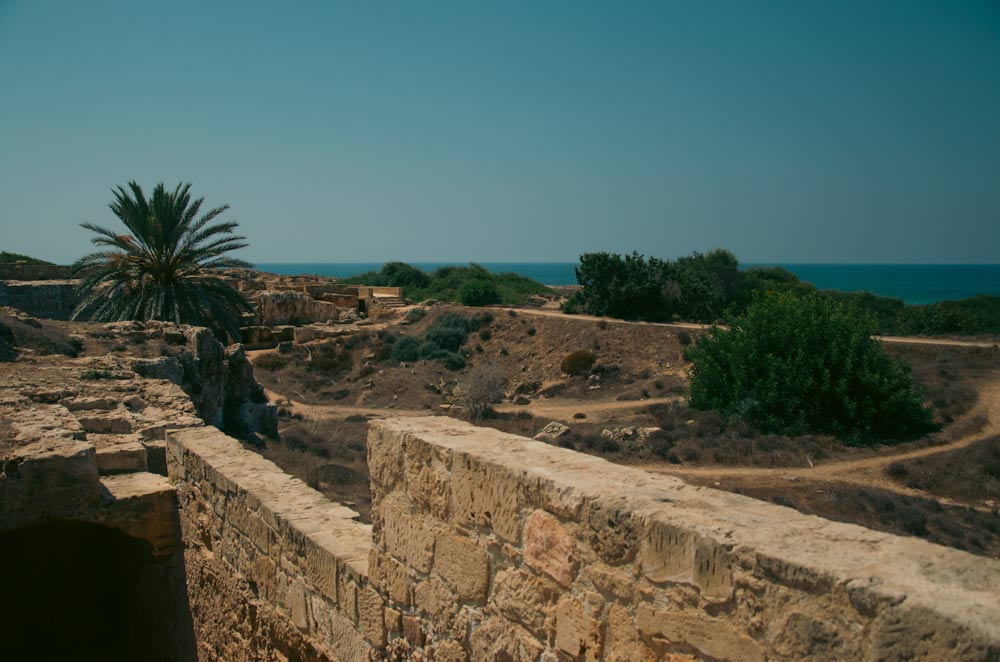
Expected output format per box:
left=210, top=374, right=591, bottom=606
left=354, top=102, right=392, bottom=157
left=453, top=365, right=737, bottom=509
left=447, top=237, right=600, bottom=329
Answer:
left=534, top=421, right=571, bottom=442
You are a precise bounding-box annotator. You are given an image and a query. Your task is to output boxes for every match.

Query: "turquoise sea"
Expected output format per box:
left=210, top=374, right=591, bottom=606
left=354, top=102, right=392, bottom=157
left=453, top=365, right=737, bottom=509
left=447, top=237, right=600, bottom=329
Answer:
left=254, top=263, right=1000, bottom=305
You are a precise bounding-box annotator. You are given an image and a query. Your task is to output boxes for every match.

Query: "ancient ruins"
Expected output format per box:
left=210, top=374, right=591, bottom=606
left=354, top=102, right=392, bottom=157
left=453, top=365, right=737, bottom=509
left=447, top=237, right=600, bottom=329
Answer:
left=1, top=261, right=999, bottom=661
left=0, top=309, right=998, bottom=661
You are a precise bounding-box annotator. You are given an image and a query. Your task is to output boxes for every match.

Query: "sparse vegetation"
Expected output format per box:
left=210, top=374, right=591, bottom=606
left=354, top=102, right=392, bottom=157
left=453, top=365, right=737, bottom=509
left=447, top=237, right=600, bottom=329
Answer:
left=686, top=293, right=937, bottom=444
left=404, top=307, right=427, bottom=323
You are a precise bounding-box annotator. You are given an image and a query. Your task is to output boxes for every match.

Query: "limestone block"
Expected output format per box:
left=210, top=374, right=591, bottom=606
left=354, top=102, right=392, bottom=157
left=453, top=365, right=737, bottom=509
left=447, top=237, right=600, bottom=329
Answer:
left=555, top=595, right=603, bottom=661
left=604, top=604, right=657, bottom=662
left=635, top=604, right=765, bottom=662
left=432, top=640, right=469, bottom=662
left=524, top=509, right=576, bottom=588
left=95, top=440, right=148, bottom=475
left=450, top=453, right=524, bottom=543
left=414, top=577, right=458, bottom=628
left=357, top=584, right=386, bottom=645
left=491, top=567, right=559, bottom=639
left=433, top=530, right=489, bottom=604
left=369, top=549, right=410, bottom=606
left=402, top=614, right=425, bottom=648
left=305, top=542, right=339, bottom=603
left=381, top=498, right=436, bottom=573
left=469, top=617, right=545, bottom=662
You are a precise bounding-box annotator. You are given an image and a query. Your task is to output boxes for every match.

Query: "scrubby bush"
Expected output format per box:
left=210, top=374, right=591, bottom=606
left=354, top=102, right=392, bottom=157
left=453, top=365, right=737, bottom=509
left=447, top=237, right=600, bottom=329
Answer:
left=469, top=311, right=493, bottom=329
left=390, top=336, right=421, bottom=363
left=460, top=280, right=502, bottom=307
left=404, top=307, right=427, bottom=323
left=560, top=350, right=596, bottom=376
left=424, top=312, right=470, bottom=351
left=686, top=293, right=937, bottom=445
left=455, top=363, right=505, bottom=420
left=439, top=352, right=466, bottom=370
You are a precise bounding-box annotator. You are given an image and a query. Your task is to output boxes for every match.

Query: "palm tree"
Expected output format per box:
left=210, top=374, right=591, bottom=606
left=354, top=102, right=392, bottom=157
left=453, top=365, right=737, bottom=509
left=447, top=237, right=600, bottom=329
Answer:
left=72, top=181, right=253, bottom=338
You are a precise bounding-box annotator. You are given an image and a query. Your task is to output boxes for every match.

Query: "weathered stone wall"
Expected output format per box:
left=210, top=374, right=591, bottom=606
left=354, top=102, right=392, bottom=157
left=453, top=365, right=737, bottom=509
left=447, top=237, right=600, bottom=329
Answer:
left=0, top=264, right=71, bottom=280
left=168, top=417, right=1000, bottom=661
left=0, top=279, right=79, bottom=319
left=367, top=417, right=1000, bottom=662
left=167, top=427, right=377, bottom=662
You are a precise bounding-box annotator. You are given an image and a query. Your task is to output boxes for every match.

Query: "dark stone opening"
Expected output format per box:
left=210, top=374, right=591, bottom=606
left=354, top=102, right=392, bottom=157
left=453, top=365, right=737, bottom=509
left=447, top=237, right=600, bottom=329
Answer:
left=0, top=520, right=193, bottom=662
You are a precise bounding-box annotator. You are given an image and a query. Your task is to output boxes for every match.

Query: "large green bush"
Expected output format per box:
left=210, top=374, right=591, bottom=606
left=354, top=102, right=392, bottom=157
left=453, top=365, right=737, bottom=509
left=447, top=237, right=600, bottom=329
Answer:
left=685, top=293, right=936, bottom=445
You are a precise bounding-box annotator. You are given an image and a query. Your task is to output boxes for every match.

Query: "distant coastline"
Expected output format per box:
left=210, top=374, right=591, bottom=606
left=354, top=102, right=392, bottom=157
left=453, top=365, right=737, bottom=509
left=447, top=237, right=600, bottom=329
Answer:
left=254, top=262, right=1000, bottom=305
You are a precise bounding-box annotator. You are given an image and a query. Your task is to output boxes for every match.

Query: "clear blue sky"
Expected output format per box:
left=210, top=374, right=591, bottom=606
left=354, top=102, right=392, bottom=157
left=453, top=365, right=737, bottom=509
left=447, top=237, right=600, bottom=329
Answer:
left=1, top=1, right=998, bottom=264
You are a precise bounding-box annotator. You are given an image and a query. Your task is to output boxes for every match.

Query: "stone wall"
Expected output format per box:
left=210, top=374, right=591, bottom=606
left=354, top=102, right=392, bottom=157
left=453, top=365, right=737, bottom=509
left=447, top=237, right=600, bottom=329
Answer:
left=366, top=418, right=1000, bottom=661
left=167, top=427, right=376, bottom=662
left=0, top=279, right=80, bottom=319
left=168, top=417, right=1000, bottom=661
left=0, top=264, right=71, bottom=280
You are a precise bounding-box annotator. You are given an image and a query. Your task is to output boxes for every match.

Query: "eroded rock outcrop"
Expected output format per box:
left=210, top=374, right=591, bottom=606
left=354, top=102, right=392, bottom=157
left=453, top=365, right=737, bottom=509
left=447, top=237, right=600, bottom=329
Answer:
left=124, top=323, right=276, bottom=439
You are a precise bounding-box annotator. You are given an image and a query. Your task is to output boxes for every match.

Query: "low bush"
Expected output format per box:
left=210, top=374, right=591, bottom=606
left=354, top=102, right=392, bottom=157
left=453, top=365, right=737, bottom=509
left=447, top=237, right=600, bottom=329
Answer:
left=455, top=363, right=504, bottom=420
left=390, top=336, right=421, bottom=363
left=560, top=350, right=597, bottom=376
left=686, top=293, right=937, bottom=445
left=404, top=307, right=426, bottom=323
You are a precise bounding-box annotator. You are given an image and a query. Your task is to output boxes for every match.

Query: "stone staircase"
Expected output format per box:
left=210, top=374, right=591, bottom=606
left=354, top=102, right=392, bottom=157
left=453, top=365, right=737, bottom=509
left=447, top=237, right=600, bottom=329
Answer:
left=372, top=294, right=406, bottom=309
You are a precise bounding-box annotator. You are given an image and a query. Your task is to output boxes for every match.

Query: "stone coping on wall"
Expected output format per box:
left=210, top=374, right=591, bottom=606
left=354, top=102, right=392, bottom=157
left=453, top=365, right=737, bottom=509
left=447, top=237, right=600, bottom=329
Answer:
left=368, top=416, right=1000, bottom=661
left=166, top=426, right=372, bottom=575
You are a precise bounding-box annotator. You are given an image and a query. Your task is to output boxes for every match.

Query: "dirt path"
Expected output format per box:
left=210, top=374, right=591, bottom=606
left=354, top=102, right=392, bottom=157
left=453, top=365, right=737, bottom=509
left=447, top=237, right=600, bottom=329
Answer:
left=494, top=396, right=680, bottom=422
left=263, top=385, right=676, bottom=424
left=643, top=379, right=1000, bottom=509
left=500, top=307, right=999, bottom=348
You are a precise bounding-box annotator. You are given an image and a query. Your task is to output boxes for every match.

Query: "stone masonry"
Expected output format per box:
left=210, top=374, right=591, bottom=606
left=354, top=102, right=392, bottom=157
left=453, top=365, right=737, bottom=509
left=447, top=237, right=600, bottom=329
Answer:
left=165, top=418, right=1000, bottom=661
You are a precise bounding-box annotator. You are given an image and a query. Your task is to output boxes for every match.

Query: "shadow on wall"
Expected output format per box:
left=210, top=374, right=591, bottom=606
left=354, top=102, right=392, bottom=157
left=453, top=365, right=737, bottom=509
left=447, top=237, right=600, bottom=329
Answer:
left=0, top=520, right=197, bottom=662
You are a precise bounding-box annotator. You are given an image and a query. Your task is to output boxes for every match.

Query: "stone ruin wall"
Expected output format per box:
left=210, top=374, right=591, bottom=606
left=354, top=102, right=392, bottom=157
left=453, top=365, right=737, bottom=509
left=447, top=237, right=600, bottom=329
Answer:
left=0, top=279, right=80, bottom=319
left=167, top=418, right=1000, bottom=662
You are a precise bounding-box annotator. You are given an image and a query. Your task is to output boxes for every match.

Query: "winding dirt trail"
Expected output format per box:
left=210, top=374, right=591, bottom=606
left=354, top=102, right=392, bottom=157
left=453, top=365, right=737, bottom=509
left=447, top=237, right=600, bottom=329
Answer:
left=643, top=378, right=1000, bottom=509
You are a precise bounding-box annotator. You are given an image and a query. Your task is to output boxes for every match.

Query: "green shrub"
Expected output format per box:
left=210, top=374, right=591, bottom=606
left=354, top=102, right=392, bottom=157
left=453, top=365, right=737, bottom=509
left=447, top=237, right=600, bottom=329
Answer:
left=460, top=280, right=502, bottom=307
left=424, top=312, right=470, bottom=352
left=439, top=352, right=466, bottom=370
left=404, top=307, right=427, bottom=323
left=560, top=350, right=597, bottom=376
left=686, top=293, right=936, bottom=445
left=469, top=311, right=493, bottom=330
left=390, top=336, right=421, bottom=363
